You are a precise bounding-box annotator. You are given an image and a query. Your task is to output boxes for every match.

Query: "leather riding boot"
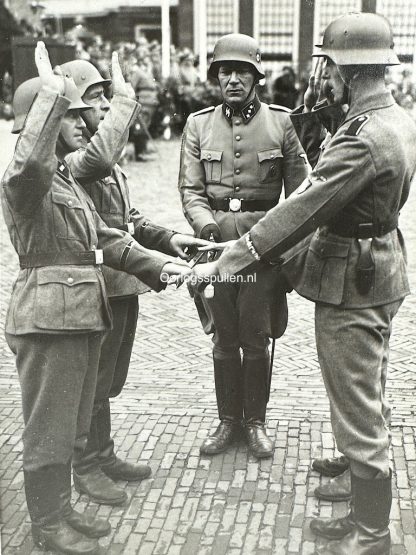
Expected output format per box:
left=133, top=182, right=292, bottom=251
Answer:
left=25, top=466, right=99, bottom=555
left=318, top=471, right=392, bottom=555
left=242, top=355, right=273, bottom=458
left=200, top=356, right=243, bottom=455
left=312, top=455, right=350, bottom=477
left=314, top=468, right=352, bottom=501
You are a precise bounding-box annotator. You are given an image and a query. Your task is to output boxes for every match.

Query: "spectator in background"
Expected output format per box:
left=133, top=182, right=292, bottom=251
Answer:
left=166, top=48, right=201, bottom=133
left=272, top=66, right=299, bottom=109
left=128, top=45, right=159, bottom=160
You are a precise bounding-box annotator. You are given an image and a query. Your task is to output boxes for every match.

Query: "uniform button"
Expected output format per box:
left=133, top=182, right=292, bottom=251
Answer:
left=67, top=277, right=74, bottom=284
left=235, top=186, right=240, bottom=192
left=235, top=169, right=241, bottom=175
left=207, top=154, right=212, bottom=160
left=235, top=135, right=241, bottom=141
left=235, top=120, right=241, bottom=125
left=67, top=200, right=73, bottom=206
left=235, top=152, right=241, bottom=158
left=270, top=154, right=275, bottom=159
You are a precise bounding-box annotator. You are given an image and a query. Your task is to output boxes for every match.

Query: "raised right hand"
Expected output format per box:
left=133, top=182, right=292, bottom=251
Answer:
left=303, top=57, right=325, bottom=112
left=111, top=52, right=136, bottom=99
left=35, top=41, right=65, bottom=95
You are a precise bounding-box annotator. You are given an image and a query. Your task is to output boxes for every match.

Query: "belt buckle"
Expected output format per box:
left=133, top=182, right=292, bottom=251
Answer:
left=229, top=198, right=242, bottom=212
left=127, top=222, right=135, bottom=235
left=94, top=249, right=104, bottom=264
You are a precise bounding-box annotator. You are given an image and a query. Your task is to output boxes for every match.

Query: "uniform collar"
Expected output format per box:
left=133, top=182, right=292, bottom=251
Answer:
left=57, top=160, right=71, bottom=181
left=343, top=90, right=395, bottom=125
left=222, top=95, right=261, bottom=125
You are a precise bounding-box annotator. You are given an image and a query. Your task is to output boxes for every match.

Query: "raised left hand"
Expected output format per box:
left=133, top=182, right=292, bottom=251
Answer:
left=169, top=234, right=213, bottom=260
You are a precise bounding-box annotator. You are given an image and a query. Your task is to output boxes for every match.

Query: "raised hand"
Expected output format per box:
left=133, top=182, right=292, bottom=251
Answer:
left=111, top=52, right=135, bottom=99
left=35, top=41, right=65, bottom=95
left=303, top=57, right=325, bottom=112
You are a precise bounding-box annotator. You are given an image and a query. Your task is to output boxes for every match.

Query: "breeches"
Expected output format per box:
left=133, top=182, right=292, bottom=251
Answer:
left=6, top=332, right=103, bottom=471
left=205, top=264, right=286, bottom=359
left=315, top=300, right=402, bottom=478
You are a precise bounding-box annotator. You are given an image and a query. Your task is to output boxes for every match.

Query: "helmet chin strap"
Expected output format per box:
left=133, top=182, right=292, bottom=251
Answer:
left=338, top=66, right=360, bottom=106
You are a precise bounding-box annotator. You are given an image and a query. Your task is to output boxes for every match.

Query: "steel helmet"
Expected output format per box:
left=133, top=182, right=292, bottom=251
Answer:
left=208, top=33, right=265, bottom=80
left=12, top=76, right=91, bottom=134
left=313, top=12, right=400, bottom=66
left=60, top=60, right=111, bottom=97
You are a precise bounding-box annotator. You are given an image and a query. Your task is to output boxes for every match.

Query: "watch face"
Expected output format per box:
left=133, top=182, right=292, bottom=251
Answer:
left=229, top=198, right=242, bottom=212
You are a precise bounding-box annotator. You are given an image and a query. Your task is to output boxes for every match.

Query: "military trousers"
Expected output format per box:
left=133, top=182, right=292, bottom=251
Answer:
left=6, top=332, right=103, bottom=472
left=73, top=295, right=139, bottom=471
left=205, top=264, right=287, bottom=358
left=315, top=299, right=402, bottom=479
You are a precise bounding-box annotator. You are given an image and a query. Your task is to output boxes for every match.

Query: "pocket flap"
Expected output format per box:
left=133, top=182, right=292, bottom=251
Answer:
left=257, top=148, right=283, bottom=163
left=200, top=149, right=223, bottom=162
left=37, top=266, right=98, bottom=286
left=51, top=191, right=84, bottom=209
left=311, top=238, right=350, bottom=258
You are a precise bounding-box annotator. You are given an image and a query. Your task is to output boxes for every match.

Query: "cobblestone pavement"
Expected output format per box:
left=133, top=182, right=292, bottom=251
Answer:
left=0, top=121, right=415, bottom=554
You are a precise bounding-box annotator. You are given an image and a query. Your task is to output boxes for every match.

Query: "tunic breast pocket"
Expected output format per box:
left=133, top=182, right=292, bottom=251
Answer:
left=200, top=149, right=223, bottom=184
left=51, top=191, right=88, bottom=240
left=99, top=176, right=122, bottom=215
left=257, top=148, right=283, bottom=184
left=301, top=237, right=351, bottom=305
left=35, top=267, right=102, bottom=330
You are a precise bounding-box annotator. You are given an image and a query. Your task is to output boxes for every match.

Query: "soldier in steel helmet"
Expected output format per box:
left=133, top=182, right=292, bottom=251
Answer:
left=59, top=57, right=210, bottom=506
left=2, top=42, right=191, bottom=554
left=178, top=33, right=307, bottom=459
left=192, top=13, right=416, bottom=555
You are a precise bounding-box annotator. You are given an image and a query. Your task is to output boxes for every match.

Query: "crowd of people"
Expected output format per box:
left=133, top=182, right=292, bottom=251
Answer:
left=2, top=20, right=416, bottom=156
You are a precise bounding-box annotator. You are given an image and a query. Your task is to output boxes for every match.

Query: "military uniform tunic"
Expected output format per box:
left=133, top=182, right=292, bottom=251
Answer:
left=179, top=96, right=307, bottom=351
left=217, top=89, right=416, bottom=476
left=1, top=87, right=169, bottom=470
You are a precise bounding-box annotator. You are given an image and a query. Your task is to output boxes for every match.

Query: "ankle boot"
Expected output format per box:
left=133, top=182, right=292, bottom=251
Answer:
left=242, top=355, right=273, bottom=458
left=24, top=466, right=99, bottom=555
left=312, top=455, right=350, bottom=477
left=318, top=471, right=392, bottom=555
left=314, top=468, right=352, bottom=501
left=311, top=477, right=355, bottom=540
left=200, top=356, right=243, bottom=455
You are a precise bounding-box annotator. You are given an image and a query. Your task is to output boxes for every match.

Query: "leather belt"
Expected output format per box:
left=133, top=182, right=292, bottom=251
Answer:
left=116, top=222, right=135, bottom=235
left=327, top=216, right=398, bottom=239
left=209, top=198, right=278, bottom=213
left=19, top=250, right=104, bottom=269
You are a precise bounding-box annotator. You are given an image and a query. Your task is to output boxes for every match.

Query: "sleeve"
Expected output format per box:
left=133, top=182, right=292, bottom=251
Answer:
left=66, top=95, right=140, bottom=183
left=290, top=105, right=326, bottom=169
left=218, top=132, right=376, bottom=278
left=94, top=212, right=170, bottom=292
left=177, top=115, right=219, bottom=237
left=281, top=114, right=308, bottom=196
left=130, top=209, right=177, bottom=255
left=2, top=87, right=70, bottom=214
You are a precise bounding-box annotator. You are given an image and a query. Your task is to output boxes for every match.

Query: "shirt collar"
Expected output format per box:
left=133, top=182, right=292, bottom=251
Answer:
left=222, top=95, right=261, bottom=125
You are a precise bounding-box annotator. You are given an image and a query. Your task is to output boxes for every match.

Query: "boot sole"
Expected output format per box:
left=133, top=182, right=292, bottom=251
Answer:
left=32, top=531, right=100, bottom=555
left=73, top=483, right=127, bottom=506
left=101, top=470, right=152, bottom=482
left=314, top=491, right=352, bottom=502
